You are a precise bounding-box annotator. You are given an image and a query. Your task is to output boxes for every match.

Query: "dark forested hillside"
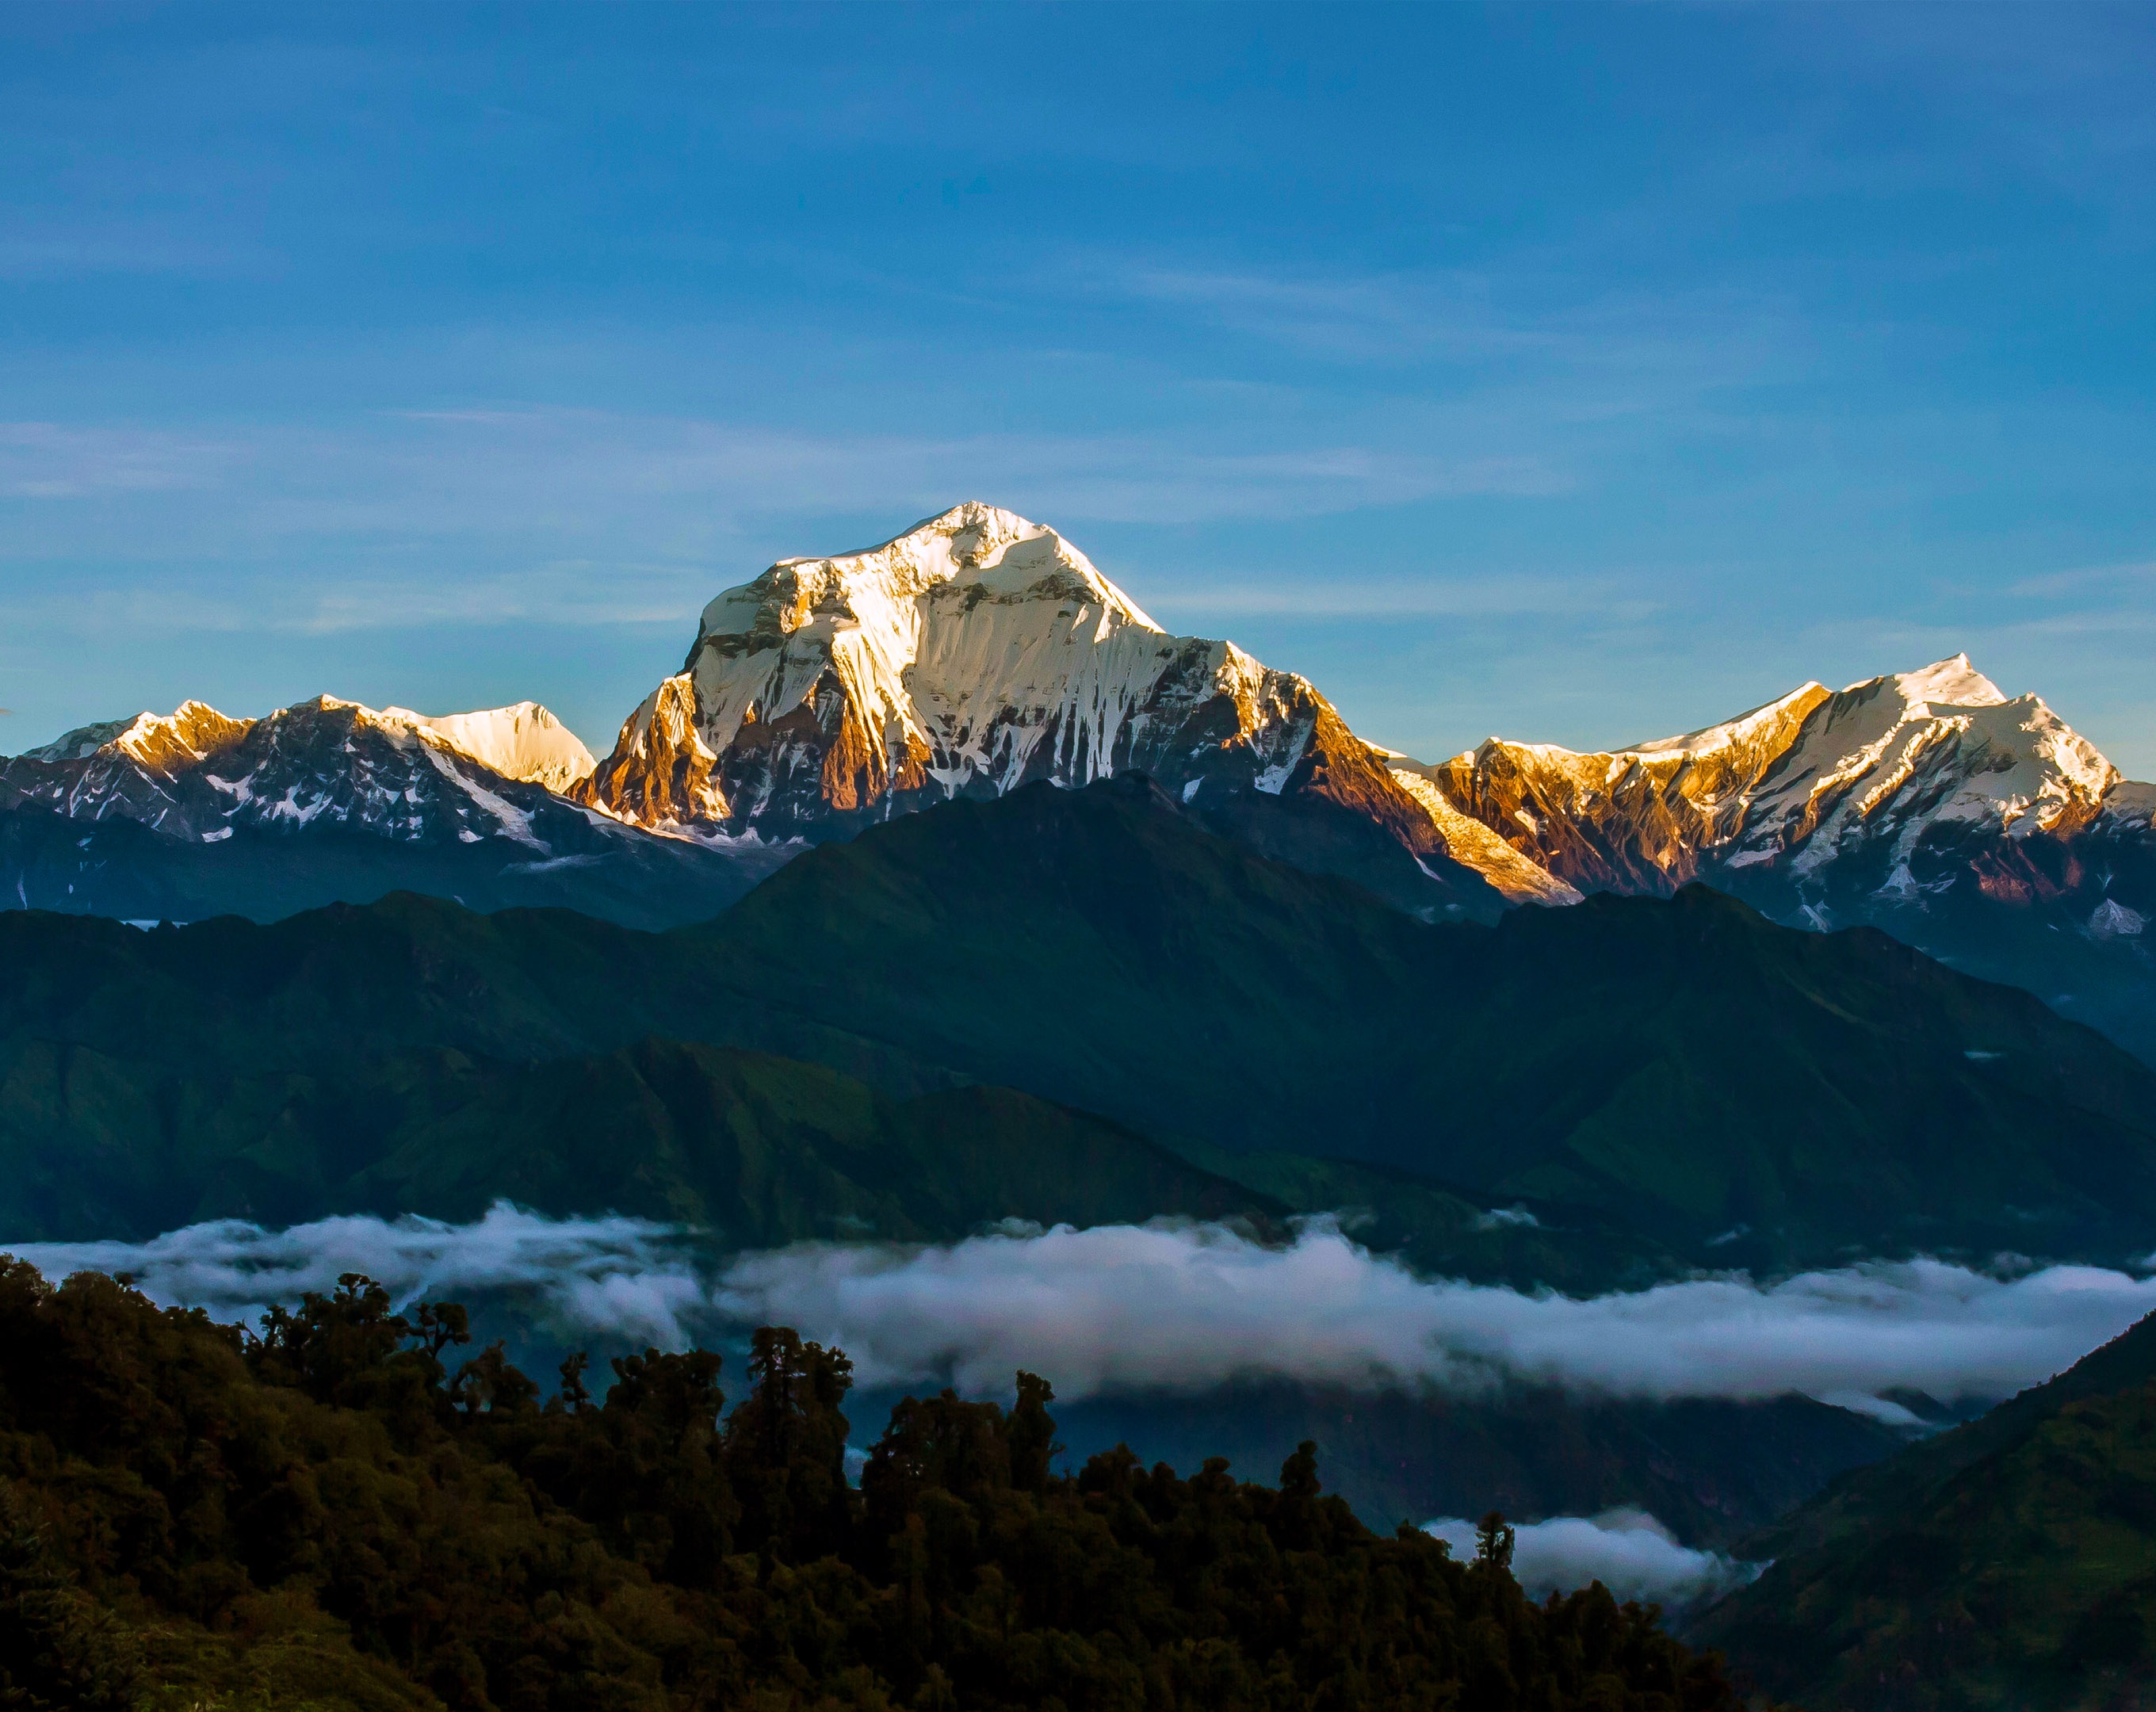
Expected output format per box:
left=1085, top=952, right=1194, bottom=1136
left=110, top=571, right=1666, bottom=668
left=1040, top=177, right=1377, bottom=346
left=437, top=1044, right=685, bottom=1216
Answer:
left=1045, top=1381, right=1902, bottom=1554
left=8, top=775, right=2156, bottom=1272
left=697, top=777, right=2156, bottom=1267
left=0, top=1259, right=1745, bottom=1712
left=1695, top=1313, right=2156, bottom=1709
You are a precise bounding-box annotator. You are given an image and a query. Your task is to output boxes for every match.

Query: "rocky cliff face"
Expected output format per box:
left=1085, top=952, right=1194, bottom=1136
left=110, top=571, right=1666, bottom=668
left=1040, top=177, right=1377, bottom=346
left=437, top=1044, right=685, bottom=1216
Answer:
left=1428, top=682, right=1834, bottom=896
left=579, top=503, right=1501, bottom=915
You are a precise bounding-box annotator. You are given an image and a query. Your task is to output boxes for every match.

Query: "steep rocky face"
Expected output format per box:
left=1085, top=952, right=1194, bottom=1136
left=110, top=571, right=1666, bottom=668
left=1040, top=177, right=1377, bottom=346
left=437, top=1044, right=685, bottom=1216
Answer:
left=1431, top=682, right=1833, bottom=895
left=11, top=700, right=258, bottom=833
left=580, top=502, right=1501, bottom=915
left=1381, top=760, right=1585, bottom=907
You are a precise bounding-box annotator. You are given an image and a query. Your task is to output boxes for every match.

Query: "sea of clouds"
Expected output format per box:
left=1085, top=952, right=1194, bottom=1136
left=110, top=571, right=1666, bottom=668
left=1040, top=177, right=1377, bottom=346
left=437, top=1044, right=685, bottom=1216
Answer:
left=13, top=1206, right=2156, bottom=1423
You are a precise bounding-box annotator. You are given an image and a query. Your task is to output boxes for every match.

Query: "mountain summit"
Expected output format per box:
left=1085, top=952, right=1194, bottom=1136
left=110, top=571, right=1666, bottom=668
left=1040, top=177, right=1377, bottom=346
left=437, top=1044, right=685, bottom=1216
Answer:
left=578, top=502, right=1500, bottom=915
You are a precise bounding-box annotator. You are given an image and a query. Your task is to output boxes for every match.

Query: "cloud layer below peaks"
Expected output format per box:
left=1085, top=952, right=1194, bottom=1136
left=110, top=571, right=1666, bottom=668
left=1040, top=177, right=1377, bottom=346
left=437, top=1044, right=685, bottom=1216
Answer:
left=13, top=1207, right=2153, bottom=1418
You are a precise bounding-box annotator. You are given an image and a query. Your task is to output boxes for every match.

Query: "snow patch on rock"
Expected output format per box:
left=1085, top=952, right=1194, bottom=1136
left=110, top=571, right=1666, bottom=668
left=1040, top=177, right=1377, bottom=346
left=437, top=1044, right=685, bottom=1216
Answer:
left=2091, top=898, right=2146, bottom=938
left=1390, top=766, right=1582, bottom=906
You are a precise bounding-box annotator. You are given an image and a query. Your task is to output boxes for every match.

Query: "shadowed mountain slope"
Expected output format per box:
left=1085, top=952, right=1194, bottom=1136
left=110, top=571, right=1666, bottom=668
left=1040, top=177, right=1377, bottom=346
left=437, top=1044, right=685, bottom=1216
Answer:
left=0, top=1026, right=1279, bottom=1247
left=687, top=775, right=2156, bottom=1269
left=1695, top=1313, right=2156, bottom=1708
left=5, top=776, right=2155, bottom=1272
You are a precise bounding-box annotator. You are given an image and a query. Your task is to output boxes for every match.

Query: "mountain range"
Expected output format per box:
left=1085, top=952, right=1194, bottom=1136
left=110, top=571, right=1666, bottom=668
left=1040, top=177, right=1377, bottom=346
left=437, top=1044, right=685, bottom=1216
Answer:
left=6, top=502, right=2150, bottom=1065
left=0, top=692, right=788, bottom=930
left=7, top=774, right=2154, bottom=1278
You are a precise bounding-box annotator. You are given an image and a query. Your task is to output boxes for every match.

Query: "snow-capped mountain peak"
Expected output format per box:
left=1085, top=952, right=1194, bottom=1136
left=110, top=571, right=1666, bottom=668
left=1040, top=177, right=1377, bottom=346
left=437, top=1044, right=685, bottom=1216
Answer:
left=586, top=503, right=1293, bottom=829
left=651, top=501, right=1178, bottom=795
left=1892, top=652, right=2007, bottom=710
left=3, top=694, right=606, bottom=851
left=1749, top=659, right=2120, bottom=869
left=701, top=503, right=1162, bottom=647
left=25, top=700, right=250, bottom=771
left=378, top=701, right=597, bottom=793
left=1424, top=653, right=2141, bottom=911
left=579, top=502, right=1500, bottom=913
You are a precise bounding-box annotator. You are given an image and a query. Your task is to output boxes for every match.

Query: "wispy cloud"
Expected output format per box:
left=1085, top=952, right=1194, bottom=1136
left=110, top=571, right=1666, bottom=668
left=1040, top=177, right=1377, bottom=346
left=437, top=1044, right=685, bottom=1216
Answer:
left=2007, top=560, right=2156, bottom=601
left=0, top=404, right=1569, bottom=635
left=0, top=422, right=237, bottom=499
left=1424, top=1510, right=1762, bottom=1608
left=1081, top=255, right=1807, bottom=403
left=708, top=1221, right=2156, bottom=1412
left=345, top=407, right=1565, bottom=525
left=1147, top=571, right=1657, bottom=623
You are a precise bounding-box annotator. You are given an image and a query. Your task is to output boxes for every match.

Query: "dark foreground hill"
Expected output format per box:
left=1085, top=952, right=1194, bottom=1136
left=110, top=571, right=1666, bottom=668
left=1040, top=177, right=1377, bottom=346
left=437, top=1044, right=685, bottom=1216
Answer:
left=1694, top=1312, right=2156, bottom=1708
left=8, top=775, right=2156, bottom=1272
left=0, top=1259, right=1745, bottom=1712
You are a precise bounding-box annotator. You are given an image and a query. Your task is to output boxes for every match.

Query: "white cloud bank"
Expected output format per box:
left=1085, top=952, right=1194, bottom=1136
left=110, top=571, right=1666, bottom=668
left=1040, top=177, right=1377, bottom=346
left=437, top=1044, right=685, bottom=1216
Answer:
left=11, top=1209, right=2156, bottom=1413
left=1423, top=1510, right=1763, bottom=1608
left=710, top=1219, right=2156, bottom=1411
left=8, top=1203, right=706, bottom=1350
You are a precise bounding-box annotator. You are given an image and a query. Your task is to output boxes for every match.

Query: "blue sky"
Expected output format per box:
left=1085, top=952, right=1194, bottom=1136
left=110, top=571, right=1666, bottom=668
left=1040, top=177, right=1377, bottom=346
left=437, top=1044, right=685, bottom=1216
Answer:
left=3, top=2, right=2153, bottom=772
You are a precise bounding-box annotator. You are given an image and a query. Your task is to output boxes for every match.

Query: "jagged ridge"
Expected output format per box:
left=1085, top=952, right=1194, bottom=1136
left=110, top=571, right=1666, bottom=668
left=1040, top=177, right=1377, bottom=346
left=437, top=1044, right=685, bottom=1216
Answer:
left=5, top=694, right=597, bottom=845
left=1430, top=656, right=2131, bottom=900
left=0, top=696, right=786, bottom=930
